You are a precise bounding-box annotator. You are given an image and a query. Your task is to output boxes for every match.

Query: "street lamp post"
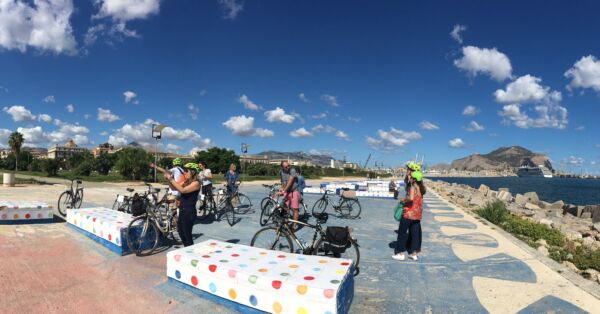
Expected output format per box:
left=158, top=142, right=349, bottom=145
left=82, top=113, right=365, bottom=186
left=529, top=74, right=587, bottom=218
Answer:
left=152, top=124, right=167, bottom=182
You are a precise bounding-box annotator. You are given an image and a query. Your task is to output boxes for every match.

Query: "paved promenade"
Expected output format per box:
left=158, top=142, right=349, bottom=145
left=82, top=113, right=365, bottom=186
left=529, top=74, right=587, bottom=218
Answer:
left=1, top=183, right=599, bottom=313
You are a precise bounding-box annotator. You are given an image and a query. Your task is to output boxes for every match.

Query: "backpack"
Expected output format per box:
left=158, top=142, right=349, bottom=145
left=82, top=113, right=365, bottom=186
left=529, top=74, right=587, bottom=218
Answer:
left=297, top=175, right=306, bottom=193
left=130, top=193, right=147, bottom=217
left=324, top=226, right=351, bottom=254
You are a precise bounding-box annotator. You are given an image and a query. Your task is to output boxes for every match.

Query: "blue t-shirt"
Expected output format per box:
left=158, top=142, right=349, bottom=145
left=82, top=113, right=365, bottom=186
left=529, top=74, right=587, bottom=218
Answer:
left=225, top=170, right=238, bottom=192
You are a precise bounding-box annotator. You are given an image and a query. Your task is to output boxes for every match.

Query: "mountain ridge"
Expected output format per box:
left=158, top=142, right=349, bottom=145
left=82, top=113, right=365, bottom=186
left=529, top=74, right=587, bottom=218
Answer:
left=440, top=146, right=553, bottom=172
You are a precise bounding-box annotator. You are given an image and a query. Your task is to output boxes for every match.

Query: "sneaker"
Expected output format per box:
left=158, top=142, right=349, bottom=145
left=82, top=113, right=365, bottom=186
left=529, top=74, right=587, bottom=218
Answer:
left=392, top=253, right=406, bottom=261
left=408, top=254, right=418, bottom=261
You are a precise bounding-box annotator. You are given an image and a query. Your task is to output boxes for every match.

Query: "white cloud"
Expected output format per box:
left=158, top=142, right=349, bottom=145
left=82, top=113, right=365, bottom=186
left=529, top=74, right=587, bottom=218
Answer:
left=312, top=124, right=335, bottom=133
left=97, top=107, right=120, bottom=122
left=448, top=138, right=466, bottom=148
left=454, top=46, right=512, bottom=81
left=254, top=128, right=274, bottom=138
left=165, top=143, right=181, bottom=153
left=65, top=104, right=74, bottom=112
left=321, top=94, right=340, bottom=107
left=38, top=113, right=52, bottom=123
left=100, top=131, right=108, bottom=136
left=123, top=90, right=139, bottom=104
left=0, top=129, right=11, bottom=148
left=565, top=55, right=600, bottom=93
left=462, top=105, right=479, bottom=116
left=494, top=75, right=560, bottom=104
left=238, top=94, right=261, bottom=111
left=290, top=127, right=313, bottom=138
left=17, top=123, right=90, bottom=146
left=3, top=105, right=36, bottom=122
left=465, top=121, right=485, bottom=132
left=450, top=24, right=466, bottom=44
left=222, top=115, right=273, bottom=137
left=108, top=118, right=211, bottom=149
left=0, top=0, right=77, bottom=55
left=16, top=126, right=46, bottom=144
left=84, top=114, right=91, bottom=119
left=43, top=95, right=55, bottom=103
left=366, top=127, right=421, bottom=151
left=347, top=116, right=361, bottom=122
left=499, top=103, right=568, bottom=129
left=218, top=0, right=243, bottom=20
left=310, top=112, right=328, bottom=119
left=188, top=104, right=199, bottom=120
left=264, top=107, right=295, bottom=123
left=298, top=93, right=309, bottom=103
left=564, top=155, right=584, bottom=165
left=335, top=130, right=350, bottom=141
left=419, top=121, right=439, bottom=130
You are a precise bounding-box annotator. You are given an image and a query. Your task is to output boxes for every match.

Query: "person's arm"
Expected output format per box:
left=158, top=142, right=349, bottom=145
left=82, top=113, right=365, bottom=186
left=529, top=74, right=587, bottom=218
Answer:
left=165, top=174, right=201, bottom=194
left=401, top=186, right=416, bottom=203
left=150, top=163, right=168, bottom=175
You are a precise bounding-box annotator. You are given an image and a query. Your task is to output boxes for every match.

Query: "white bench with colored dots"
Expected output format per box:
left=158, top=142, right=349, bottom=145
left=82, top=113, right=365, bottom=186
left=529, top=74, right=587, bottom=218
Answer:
left=0, top=201, right=53, bottom=224
left=166, top=239, right=354, bottom=314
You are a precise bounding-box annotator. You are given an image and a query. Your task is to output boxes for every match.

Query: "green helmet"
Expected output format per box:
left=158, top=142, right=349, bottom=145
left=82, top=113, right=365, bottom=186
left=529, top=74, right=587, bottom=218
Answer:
left=172, top=158, right=183, bottom=166
left=411, top=171, right=423, bottom=182
left=406, top=161, right=421, bottom=172
left=183, top=162, right=200, bottom=172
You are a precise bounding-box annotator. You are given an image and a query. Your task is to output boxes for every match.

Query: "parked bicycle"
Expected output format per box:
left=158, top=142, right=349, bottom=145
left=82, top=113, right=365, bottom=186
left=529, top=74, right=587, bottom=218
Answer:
left=311, top=188, right=361, bottom=219
left=197, top=187, right=218, bottom=221
left=260, top=184, right=308, bottom=226
left=112, top=188, right=136, bottom=213
left=57, top=178, right=84, bottom=216
left=251, top=206, right=360, bottom=275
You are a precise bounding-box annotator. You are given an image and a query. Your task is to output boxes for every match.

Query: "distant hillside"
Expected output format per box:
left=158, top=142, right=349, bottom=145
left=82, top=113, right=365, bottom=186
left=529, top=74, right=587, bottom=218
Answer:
left=450, top=146, right=553, bottom=172
left=257, top=151, right=334, bottom=167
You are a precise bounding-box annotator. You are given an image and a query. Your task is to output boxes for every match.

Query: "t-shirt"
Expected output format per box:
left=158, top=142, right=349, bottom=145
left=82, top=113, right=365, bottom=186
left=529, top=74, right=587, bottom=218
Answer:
left=169, top=166, right=184, bottom=196
left=225, top=170, right=238, bottom=189
left=280, top=168, right=298, bottom=192
left=200, top=169, right=212, bottom=186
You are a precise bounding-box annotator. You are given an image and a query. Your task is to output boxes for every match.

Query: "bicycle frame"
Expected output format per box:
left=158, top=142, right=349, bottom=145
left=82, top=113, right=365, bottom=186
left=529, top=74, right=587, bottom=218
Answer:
left=272, top=211, right=324, bottom=254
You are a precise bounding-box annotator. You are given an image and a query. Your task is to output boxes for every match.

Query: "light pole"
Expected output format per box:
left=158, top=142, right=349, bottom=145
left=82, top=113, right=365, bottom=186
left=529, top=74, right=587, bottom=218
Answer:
left=241, top=143, right=248, bottom=181
left=152, top=124, right=167, bottom=182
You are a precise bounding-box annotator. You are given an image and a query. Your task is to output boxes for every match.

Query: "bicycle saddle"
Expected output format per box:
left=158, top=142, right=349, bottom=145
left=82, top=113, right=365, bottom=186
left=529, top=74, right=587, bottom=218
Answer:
left=126, top=188, right=134, bottom=192
left=313, top=212, right=329, bottom=224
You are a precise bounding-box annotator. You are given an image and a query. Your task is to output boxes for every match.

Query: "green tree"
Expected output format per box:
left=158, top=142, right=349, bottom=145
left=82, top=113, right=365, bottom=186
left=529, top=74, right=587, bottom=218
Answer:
left=8, top=131, right=24, bottom=173
left=158, top=157, right=174, bottom=170
left=29, top=157, right=43, bottom=172
left=94, top=153, right=116, bottom=175
left=43, top=159, right=59, bottom=176
left=194, top=147, right=239, bottom=174
left=67, top=152, right=93, bottom=170
left=74, top=160, right=94, bottom=177
left=114, top=148, right=151, bottom=180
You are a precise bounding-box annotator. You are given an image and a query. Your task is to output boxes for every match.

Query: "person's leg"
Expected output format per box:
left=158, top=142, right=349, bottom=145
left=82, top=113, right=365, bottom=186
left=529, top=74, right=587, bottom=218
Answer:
left=180, top=208, right=195, bottom=247
left=394, top=218, right=409, bottom=255
left=177, top=208, right=187, bottom=245
left=186, top=207, right=197, bottom=246
left=291, top=191, right=300, bottom=226
left=409, top=220, right=422, bottom=255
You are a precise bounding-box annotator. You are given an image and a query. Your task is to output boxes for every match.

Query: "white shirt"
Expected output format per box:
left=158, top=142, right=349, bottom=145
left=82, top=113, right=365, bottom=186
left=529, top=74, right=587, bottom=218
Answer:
left=200, top=169, right=212, bottom=186
left=169, top=167, right=184, bottom=196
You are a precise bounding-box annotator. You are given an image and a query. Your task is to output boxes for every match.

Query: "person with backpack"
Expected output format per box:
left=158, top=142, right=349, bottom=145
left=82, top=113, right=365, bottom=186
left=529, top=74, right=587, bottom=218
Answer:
left=279, top=161, right=300, bottom=230
left=393, top=170, right=426, bottom=261
left=163, top=162, right=202, bottom=247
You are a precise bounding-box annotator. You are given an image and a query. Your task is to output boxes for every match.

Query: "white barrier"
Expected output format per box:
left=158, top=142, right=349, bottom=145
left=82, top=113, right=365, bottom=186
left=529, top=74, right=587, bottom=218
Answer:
left=0, top=201, right=53, bottom=224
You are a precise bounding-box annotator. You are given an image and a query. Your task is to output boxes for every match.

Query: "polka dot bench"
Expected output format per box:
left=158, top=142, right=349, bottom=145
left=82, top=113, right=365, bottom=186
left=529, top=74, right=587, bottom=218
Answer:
left=0, top=201, right=53, bottom=224
left=167, top=240, right=354, bottom=314
left=66, top=207, right=155, bottom=256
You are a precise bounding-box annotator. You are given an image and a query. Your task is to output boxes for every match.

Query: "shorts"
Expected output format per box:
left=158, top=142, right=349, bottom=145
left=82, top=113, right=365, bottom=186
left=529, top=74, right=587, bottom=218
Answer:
left=283, top=190, right=300, bottom=209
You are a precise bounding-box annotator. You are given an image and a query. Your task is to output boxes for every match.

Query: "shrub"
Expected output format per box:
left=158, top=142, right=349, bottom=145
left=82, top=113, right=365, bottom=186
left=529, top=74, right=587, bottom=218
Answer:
left=502, top=215, right=564, bottom=247
left=475, top=201, right=508, bottom=225
left=43, top=159, right=59, bottom=176
left=73, top=160, right=93, bottom=177
left=571, top=247, right=600, bottom=272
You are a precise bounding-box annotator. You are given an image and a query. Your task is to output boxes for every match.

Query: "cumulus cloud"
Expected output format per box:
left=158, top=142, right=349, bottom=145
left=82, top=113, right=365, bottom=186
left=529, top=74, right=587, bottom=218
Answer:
left=290, top=127, right=313, bottom=138
left=321, top=94, right=340, bottom=107
left=264, top=107, right=295, bottom=123
left=165, top=143, right=180, bottom=153
left=123, top=90, right=139, bottom=104
left=218, top=0, right=243, bottom=20
left=499, top=103, right=568, bottom=129
left=462, top=105, right=479, bottom=116
left=3, top=105, right=37, bottom=122
left=0, top=0, right=77, bottom=54
left=17, top=123, right=90, bottom=146
left=65, top=104, right=74, bottom=112
left=310, top=112, right=328, bottom=119
left=454, top=46, right=512, bottom=81
left=450, top=24, right=466, bottom=44
left=0, top=129, right=11, bottom=148
left=448, top=138, right=466, bottom=148
left=222, top=115, right=273, bottom=137
left=188, top=104, right=200, bottom=120
left=335, top=130, right=350, bottom=141
left=565, top=55, right=600, bottom=93
left=564, top=155, right=584, bottom=165
left=38, top=113, right=52, bottom=123
left=298, top=93, right=309, bottom=103
left=419, top=121, right=439, bottom=130
left=108, top=118, right=212, bottom=149
left=366, top=127, right=421, bottom=151
left=312, top=124, right=335, bottom=133
left=43, top=95, right=55, bottom=103
left=97, top=107, right=120, bottom=122
left=465, top=121, right=485, bottom=132
left=238, top=94, right=261, bottom=111
left=494, top=75, right=560, bottom=104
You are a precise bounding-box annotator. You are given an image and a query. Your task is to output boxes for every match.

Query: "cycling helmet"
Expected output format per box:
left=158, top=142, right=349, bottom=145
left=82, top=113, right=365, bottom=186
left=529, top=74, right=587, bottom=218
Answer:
left=172, top=158, right=183, bottom=166
left=183, top=162, right=200, bottom=172
left=411, top=171, right=423, bottom=182
left=406, top=161, right=421, bottom=172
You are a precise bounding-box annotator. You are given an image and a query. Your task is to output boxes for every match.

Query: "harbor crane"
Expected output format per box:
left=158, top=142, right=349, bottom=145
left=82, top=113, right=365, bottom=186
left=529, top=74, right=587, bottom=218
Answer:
left=363, top=153, right=371, bottom=169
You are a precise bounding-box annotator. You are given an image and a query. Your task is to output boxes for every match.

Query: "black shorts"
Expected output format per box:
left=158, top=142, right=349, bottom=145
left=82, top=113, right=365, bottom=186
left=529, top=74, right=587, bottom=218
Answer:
left=202, top=183, right=213, bottom=195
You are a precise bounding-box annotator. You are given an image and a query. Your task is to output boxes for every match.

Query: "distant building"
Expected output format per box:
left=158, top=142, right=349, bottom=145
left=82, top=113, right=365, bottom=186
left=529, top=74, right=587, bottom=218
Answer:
left=268, top=158, right=314, bottom=167
left=0, top=149, right=10, bottom=159
left=112, top=142, right=188, bottom=159
left=240, top=154, right=269, bottom=165
left=23, top=147, right=48, bottom=159
left=91, top=143, right=116, bottom=157
left=343, top=162, right=360, bottom=170
left=47, top=139, right=88, bottom=160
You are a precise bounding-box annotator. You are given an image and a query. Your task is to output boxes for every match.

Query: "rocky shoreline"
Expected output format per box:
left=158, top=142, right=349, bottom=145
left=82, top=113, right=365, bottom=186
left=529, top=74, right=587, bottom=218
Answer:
left=427, top=179, right=600, bottom=285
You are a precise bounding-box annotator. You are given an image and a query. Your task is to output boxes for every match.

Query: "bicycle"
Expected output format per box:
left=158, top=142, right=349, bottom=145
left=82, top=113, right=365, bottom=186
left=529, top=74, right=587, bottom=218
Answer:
left=216, top=186, right=240, bottom=227
left=260, top=185, right=308, bottom=226
left=112, top=188, right=136, bottom=213
left=197, top=187, right=218, bottom=221
left=125, top=189, right=177, bottom=256
left=228, top=182, right=252, bottom=215
left=311, top=188, right=361, bottom=219
left=57, top=178, right=84, bottom=216
left=251, top=206, right=360, bottom=276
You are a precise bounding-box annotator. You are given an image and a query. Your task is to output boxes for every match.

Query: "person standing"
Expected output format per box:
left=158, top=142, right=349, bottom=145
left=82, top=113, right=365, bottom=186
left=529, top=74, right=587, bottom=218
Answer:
left=224, top=163, right=239, bottom=194
left=198, top=161, right=213, bottom=210
left=151, top=158, right=185, bottom=211
left=164, top=162, right=201, bottom=247
left=279, top=161, right=300, bottom=229
left=389, top=179, right=398, bottom=199
left=393, top=170, right=426, bottom=261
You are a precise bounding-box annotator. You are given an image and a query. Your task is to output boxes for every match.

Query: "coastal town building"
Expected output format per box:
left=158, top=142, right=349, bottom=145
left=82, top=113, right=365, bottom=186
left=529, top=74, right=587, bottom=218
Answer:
left=91, top=143, right=117, bottom=157
left=47, top=139, right=88, bottom=160
left=239, top=154, right=269, bottom=165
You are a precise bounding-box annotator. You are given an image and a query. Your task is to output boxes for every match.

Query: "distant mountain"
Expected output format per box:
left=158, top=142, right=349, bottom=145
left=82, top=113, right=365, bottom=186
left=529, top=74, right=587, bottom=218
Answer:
left=450, top=146, right=553, bottom=172
left=256, top=151, right=335, bottom=167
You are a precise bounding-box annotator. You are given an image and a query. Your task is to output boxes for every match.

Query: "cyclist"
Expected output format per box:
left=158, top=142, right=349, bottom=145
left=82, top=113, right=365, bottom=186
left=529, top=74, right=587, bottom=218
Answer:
left=224, top=163, right=239, bottom=194
left=151, top=158, right=185, bottom=211
left=279, top=160, right=300, bottom=230
left=198, top=161, right=213, bottom=210
left=164, top=162, right=201, bottom=247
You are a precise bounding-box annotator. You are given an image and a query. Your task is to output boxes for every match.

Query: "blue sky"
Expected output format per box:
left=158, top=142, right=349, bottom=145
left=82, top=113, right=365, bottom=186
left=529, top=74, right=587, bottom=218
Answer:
left=1, top=0, right=600, bottom=173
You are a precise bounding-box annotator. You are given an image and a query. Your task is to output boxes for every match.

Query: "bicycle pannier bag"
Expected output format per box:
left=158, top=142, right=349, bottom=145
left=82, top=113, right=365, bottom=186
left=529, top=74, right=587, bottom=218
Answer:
left=130, top=193, right=146, bottom=217
left=341, top=190, right=356, bottom=199
left=324, top=226, right=350, bottom=254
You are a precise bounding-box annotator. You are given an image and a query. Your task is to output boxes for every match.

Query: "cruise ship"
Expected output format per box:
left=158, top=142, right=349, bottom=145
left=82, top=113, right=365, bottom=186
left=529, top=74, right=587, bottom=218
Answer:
left=517, top=158, right=553, bottom=178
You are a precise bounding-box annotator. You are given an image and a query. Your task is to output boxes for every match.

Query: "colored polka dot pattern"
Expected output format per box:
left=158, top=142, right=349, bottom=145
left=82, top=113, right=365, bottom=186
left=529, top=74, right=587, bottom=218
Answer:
left=65, top=208, right=141, bottom=247
left=0, top=201, right=52, bottom=223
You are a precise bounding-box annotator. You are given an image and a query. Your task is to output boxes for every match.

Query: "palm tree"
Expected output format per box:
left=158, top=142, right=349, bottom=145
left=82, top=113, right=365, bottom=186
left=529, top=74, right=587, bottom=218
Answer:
left=8, top=131, right=24, bottom=173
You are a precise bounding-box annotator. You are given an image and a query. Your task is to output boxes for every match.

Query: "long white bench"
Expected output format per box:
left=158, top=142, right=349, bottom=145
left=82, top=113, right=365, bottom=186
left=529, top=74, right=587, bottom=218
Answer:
left=66, top=207, right=151, bottom=255
left=167, top=239, right=354, bottom=314
left=0, top=201, right=53, bottom=224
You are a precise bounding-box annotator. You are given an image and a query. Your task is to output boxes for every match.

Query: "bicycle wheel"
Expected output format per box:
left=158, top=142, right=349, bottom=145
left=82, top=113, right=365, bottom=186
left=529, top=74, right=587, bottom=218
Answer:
left=311, top=198, right=328, bottom=215
left=126, top=215, right=160, bottom=256
left=259, top=199, right=276, bottom=226
left=225, top=202, right=236, bottom=226
left=232, top=193, right=252, bottom=214
left=197, top=198, right=215, bottom=221
left=112, top=198, right=120, bottom=211
left=260, top=197, right=272, bottom=212
left=339, top=199, right=361, bottom=219
left=74, top=190, right=84, bottom=208
left=57, top=191, right=73, bottom=216
left=314, top=237, right=360, bottom=276
left=250, top=227, right=293, bottom=253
